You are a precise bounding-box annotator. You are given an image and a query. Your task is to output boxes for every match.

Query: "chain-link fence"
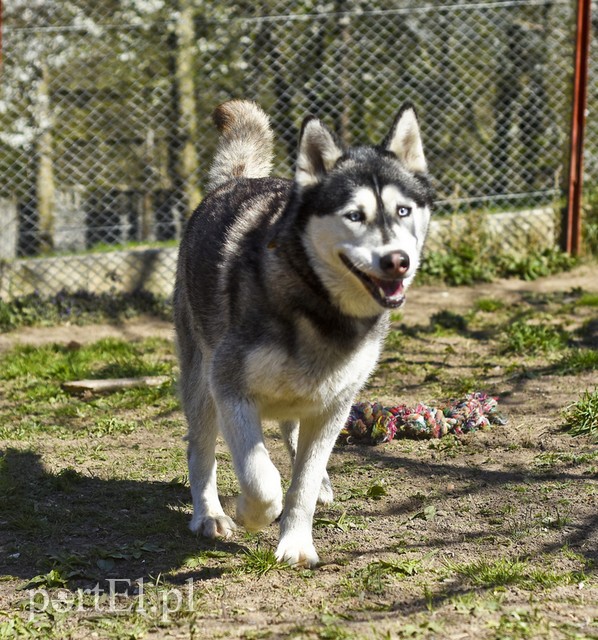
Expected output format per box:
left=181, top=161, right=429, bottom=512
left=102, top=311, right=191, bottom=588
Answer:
left=0, top=0, right=588, bottom=299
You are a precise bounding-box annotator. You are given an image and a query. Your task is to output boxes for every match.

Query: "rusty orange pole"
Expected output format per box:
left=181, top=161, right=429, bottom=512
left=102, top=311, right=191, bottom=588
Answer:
left=564, top=0, right=591, bottom=255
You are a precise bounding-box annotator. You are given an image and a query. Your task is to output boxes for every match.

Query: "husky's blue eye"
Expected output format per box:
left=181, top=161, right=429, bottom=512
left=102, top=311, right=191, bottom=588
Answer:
left=344, top=211, right=365, bottom=223
left=397, top=206, right=412, bottom=218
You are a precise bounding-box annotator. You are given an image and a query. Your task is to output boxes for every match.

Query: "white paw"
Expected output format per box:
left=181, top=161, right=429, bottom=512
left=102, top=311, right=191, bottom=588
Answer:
left=237, top=493, right=283, bottom=532
left=317, top=474, right=334, bottom=506
left=190, top=513, right=237, bottom=539
left=275, top=536, right=319, bottom=568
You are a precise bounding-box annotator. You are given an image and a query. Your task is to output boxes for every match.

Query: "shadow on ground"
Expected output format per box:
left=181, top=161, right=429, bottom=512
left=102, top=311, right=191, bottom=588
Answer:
left=0, top=448, right=243, bottom=589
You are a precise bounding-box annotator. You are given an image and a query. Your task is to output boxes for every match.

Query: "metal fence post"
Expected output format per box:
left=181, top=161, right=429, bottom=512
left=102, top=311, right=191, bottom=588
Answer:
left=564, top=0, right=592, bottom=255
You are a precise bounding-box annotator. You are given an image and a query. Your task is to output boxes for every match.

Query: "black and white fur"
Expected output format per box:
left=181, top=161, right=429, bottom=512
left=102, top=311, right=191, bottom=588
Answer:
left=174, top=100, right=433, bottom=567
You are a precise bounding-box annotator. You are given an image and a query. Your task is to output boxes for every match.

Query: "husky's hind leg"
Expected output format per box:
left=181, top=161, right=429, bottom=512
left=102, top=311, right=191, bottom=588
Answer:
left=180, top=351, right=236, bottom=539
left=280, top=420, right=334, bottom=506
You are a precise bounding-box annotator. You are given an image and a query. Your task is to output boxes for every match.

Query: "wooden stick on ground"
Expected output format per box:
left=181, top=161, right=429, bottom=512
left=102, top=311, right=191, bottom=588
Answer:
left=62, top=376, right=171, bottom=395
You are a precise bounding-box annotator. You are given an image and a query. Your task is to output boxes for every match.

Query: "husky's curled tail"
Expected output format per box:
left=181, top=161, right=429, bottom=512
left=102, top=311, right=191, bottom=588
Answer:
left=207, top=100, right=274, bottom=192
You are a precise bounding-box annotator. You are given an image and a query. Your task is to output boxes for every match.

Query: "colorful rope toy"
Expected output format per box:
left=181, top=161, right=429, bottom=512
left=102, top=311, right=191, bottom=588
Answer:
left=339, top=392, right=506, bottom=445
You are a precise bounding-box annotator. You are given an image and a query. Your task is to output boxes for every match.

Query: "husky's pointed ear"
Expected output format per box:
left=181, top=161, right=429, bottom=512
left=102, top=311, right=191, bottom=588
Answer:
left=295, top=116, right=343, bottom=188
left=383, top=103, right=427, bottom=173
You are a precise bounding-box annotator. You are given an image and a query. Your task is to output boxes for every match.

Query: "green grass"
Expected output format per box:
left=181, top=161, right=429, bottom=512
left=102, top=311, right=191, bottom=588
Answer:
left=488, top=608, right=547, bottom=639
left=448, top=557, right=585, bottom=590
left=343, top=558, right=422, bottom=596
left=239, top=547, right=285, bottom=577
left=430, top=310, right=468, bottom=334
left=474, top=297, right=506, bottom=312
left=577, top=292, right=598, bottom=307
left=552, top=349, right=598, bottom=375
left=563, top=389, right=598, bottom=441
left=1, top=337, right=172, bottom=381
left=0, top=289, right=171, bottom=332
left=534, top=450, right=598, bottom=469
left=1, top=264, right=597, bottom=639
left=501, top=320, right=568, bottom=355
left=0, top=338, right=177, bottom=440
left=435, top=374, right=481, bottom=397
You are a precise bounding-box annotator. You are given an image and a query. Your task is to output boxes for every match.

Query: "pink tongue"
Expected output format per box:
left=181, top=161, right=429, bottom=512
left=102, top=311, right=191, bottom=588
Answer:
left=380, top=279, right=404, bottom=298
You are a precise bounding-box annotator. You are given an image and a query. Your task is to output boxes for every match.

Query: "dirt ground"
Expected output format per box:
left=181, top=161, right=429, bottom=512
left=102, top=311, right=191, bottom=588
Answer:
left=0, top=263, right=597, bottom=639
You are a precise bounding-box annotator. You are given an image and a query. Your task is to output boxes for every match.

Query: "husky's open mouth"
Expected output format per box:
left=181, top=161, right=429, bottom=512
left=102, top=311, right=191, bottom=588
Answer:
left=339, top=254, right=405, bottom=309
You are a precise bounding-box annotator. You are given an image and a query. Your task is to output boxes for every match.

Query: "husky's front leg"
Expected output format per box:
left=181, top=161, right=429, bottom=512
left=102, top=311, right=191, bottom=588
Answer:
left=276, top=406, right=349, bottom=567
left=216, top=398, right=283, bottom=531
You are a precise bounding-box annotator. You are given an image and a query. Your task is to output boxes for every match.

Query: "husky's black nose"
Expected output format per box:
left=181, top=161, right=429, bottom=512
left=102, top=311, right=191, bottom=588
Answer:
left=380, top=250, right=410, bottom=278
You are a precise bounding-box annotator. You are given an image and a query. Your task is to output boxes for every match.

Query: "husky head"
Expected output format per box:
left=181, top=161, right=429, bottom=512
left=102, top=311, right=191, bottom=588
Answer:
left=296, top=104, right=434, bottom=318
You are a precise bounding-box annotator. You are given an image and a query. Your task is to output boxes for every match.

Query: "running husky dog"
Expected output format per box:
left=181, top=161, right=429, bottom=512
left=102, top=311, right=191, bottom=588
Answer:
left=174, top=100, right=433, bottom=567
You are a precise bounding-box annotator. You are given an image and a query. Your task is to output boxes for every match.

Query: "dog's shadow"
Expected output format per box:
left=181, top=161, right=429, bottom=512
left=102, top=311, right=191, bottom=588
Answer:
left=0, top=448, right=243, bottom=588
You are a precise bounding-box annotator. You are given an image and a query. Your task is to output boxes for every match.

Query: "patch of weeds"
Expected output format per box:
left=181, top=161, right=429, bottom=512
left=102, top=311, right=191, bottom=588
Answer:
left=346, top=558, right=421, bottom=596
left=419, top=217, right=576, bottom=285
left=317, top=615, right=355, bottom=640
left=385, top=329, right=407, bottom=351
left=395, top=621, right=444, bottom=639
left=366, top=481, right=388, bottom=500
left=419, top=242, right=496, bottom=286
left=93, top=541, right=165, bottom=573
left=562, top=389, right=598, bottom=441
left=551, top=349, right=598, bottom=375
left=451, top=591, right=504, bottom=616
left=49, top=467, right=85, bottom=492
left=496, top=248, right=576, bottom=281
left=314, top=511, right=365, bottom=532
left=89, top=416, right=138, bottom=437
left=182, top=554, right=207, bottom=570
left=20, top=568, right=69, bottom=590
left=577, top=292, right=598, bottom=307
left=436, top=374, right=481, bottom=397
left=534, top=450, right=598, bottom=469
left=487, top=608, right=547, bottom=639
left=474, top=297, right=506, bottom=312
left=561, top=545, right=594, bottom=569
left=86, top=612, right=149, bottom=640
left=404, top=505, right=437, bottom=524
left=242, top=630, right=273, bottom=640
left=448, top=557, right=528, bottom=588
left=501, top=319, right=568, bottom=355
left=537, top=505, right=572, bottom=531
left=239, top=547, right=285, bottom=577
left=40, top=552, right=94, bottom=581
left=0, top=613, right=58, bottom=639
left=449, top=556, right=586, bottom=590
left=528, top=566, right=586, bottom=589
left=0, top=289, right=171, bottom=332
left=430, top=310, right=468, bottom=334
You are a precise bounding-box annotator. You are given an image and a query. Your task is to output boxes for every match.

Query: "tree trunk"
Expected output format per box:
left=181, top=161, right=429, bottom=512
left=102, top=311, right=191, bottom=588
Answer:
left=36, top=61, right=55, bottom=253
left=174, top=0, right=201, bottom=217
